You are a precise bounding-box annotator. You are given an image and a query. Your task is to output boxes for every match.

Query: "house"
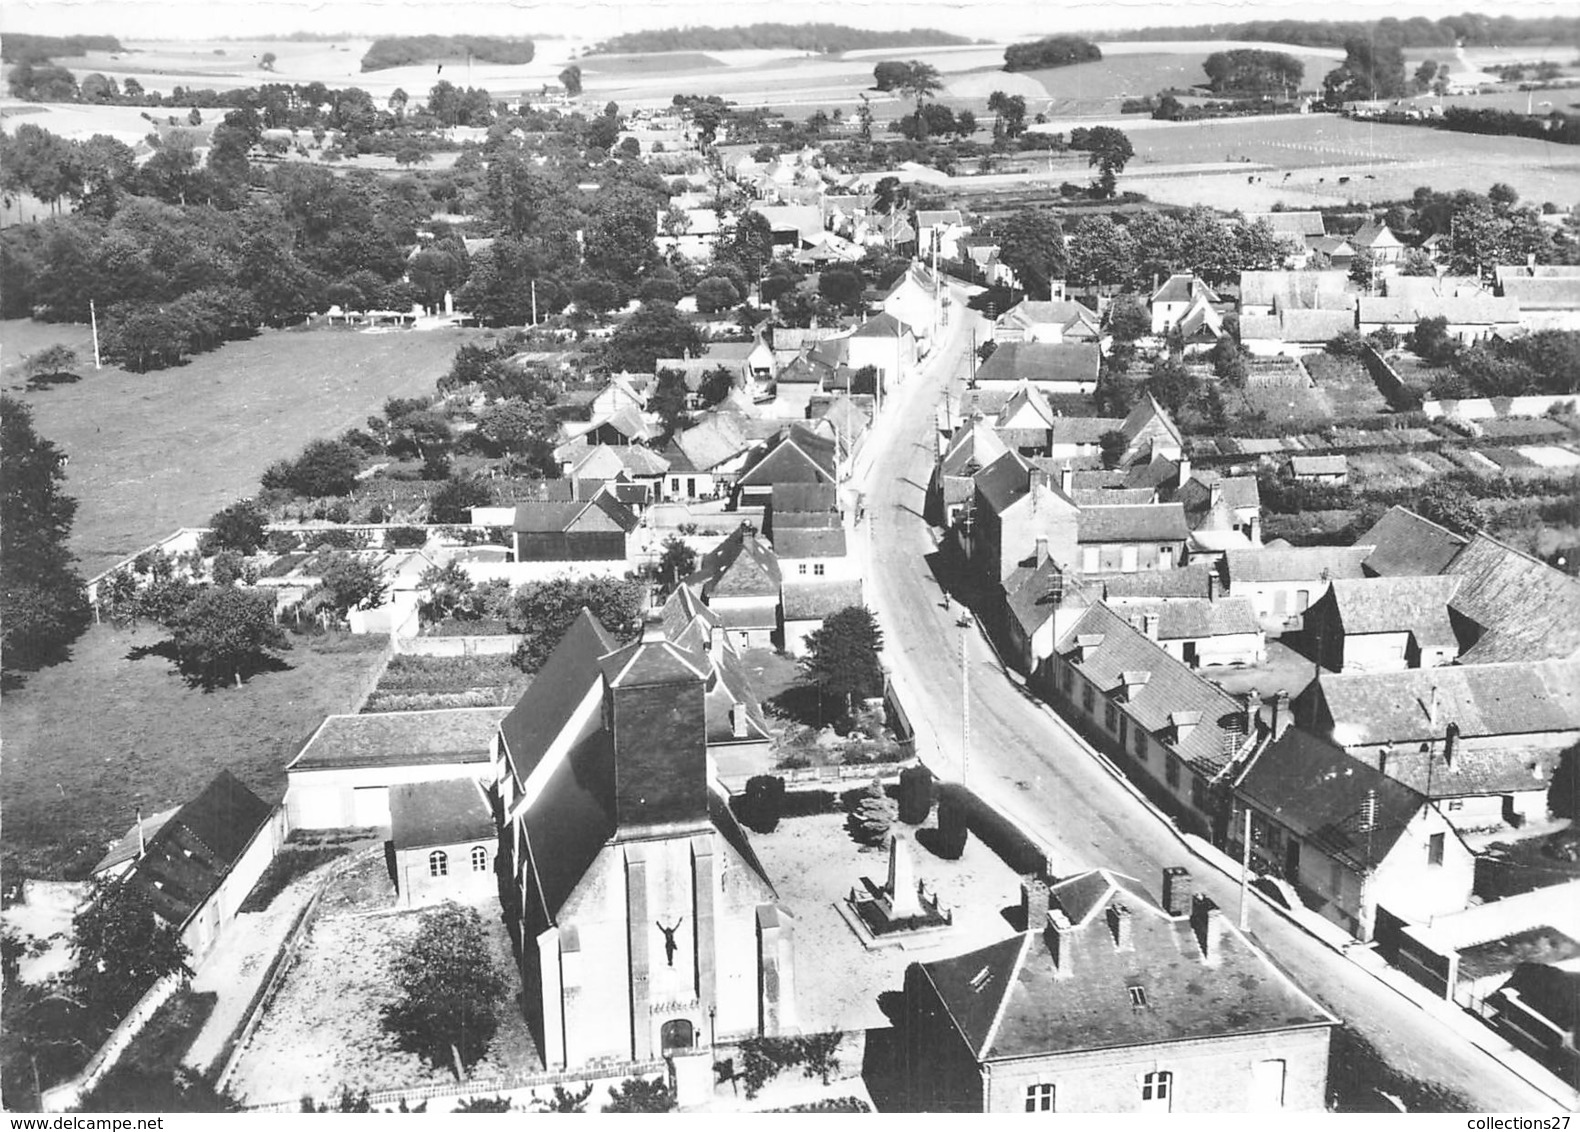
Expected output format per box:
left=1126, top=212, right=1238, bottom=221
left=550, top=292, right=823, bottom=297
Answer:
left=1310, top=235, right=1355, bottom=268
left=878, top=262, right=943, bottom=342
left=655, top=206, right=724, bottom=261
left=1302, top=576, right=1464, bottom=673
left=1245, top=212, right=1328, bottom=267
left=807, top=393, right=870, bottom=459
left=765, top=482, right=840, bottom=534
left=1485, top=964, right=1580, bottom=1088
left=97, top=771, right=285, bottom=964
left=773, top=523, right=853, bottom=581
left=1237, top=270, right=1350, bottom=317
left=1289, top=455, right=1348, bottom=485
left=1230, top=728, right=1474, bottom=941
left=993, top=299, right=1103, bottom=344
left=1350, top=221, right=1406, bottom=267
left=1497, top=276, right=1580, bottom=329
left=1051, top=603, right=1257, bottom=835
left=930, top=416, right=1009, bottom=526
left=1102, top=598, right=1265, bottom=669
left=1076, top=504, right=1190, bottom=576
left=1175, top=473, right=1262, bottom=559
left=568, top=444, right=670, bottom=501
left=1356, top=295, right=1523, bottom=344
left=966, top=454, right=1079, bottom=584
left=1150, top=274, right=1221, bottom=335
left=1223, top=545, right=1375, bottom=632
left=904, top=866, right=1335, bottom=1112
left=749, top=202, right=824, bottom=249
left=1239, top=309, right=1358, bottom=356
left=688, top=524, right=783, bottom=650
left=286, top=708, right=510, bottom=830
left=670, top=414, right=760, bottom=496
left=1384, top=274, right=1489, bottom=302
left=512, top=495, right=640, bottom=564
left=656, top=349, right=753, bottom=406
left=560, top=404, right=659, bottom=448
left=973, top=341, right=1101, bottom=395
left=734, top=425, right=838, bottom=509
left=1295, top=660, right=1580, bottom=832
left=590, top=374, right=648, bottom=419
left=389, top=778, right=496, bottom=909
left=659, top=585, right=773, bottom=754
left=915, top=209, right=968, bottom=259
left=491, top=613, right=796, bottom=1087
left=1357, top=506, right=1467, bottom=578
left=845, top=312, right=919, bottom=388
left=1116, top=394, right=1184, bottom=463
left=780, top=579, right=865, bottom=657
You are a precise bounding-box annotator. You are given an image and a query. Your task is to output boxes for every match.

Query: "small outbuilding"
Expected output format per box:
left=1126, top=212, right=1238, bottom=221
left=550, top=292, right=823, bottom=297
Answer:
left=389, top=778, right=497, bottom=908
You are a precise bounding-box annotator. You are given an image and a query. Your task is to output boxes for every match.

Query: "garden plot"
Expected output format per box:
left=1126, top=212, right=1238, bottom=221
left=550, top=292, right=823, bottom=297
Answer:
left=1518, top=445, right=1580, bottom=469
left=363, top=654, right=529, bottom=713
left=225, top=855, right=538, bottom=1108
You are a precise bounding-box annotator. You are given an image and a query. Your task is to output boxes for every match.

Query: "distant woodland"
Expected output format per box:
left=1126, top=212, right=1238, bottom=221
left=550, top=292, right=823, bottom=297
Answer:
left=1002, top=36, right=1103, bottom=72
left=590, top=23, right=973, bottom=55
left=360, top=36, right=535, bottom=72
left=1, top=34, right=123, bottom=64
left=1097, top=13, right=1580, bottom=48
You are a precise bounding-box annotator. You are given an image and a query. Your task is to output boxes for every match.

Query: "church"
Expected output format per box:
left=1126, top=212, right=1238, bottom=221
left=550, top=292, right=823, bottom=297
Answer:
left=490, top=607, right=797, bottom=1084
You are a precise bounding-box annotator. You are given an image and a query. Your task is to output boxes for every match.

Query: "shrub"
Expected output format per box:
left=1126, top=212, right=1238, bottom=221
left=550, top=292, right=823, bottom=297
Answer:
left=932, top=792, right=969, bottom=860
left=261, top=439, right=364, bottom=498
left=602, top=1078, right=674, bottom=1112
left=265, top=530, right=302, bottom=554
left=738, top=775, right=786, bottom=834
left=846, top=778, right=896, bottom=846
left=384, top=526, right=430, bottom=549
left=1326, top=330, right=1367, bottom=358
left=304, top=529, right=362, bottom=551
left=898, top=764, right=933, bottom=824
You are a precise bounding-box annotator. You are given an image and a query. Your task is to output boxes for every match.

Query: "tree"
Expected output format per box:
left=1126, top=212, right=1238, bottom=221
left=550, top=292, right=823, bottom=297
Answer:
left=69, top=877, right=190, bottom=1020
left=558, top=65, right=582, bottom=97
left=1065, top=215, right=1138, bottom=290
left=507, top=575, right=645, bottom=672
left=203, top=499, right=267, bottom=556
left=605, top=302, right=703, bottom=374
left=803, top=605, right=884, bottom=719
left=1145, top=357, right=1197, bottom=418
left=697, top=365, right=736, bottom=408
left=22, top=344, right=79, bottom=386
left=260, top=439, right=363, bottom=499
left=987, top=91, right=1027, bottom=140
left=719, top=210, right=775, bottom=281
left=429, top=477, right=494, bottom=525
left=170, top=585, right=290, bottom=688
left=1082, top=126, right=1133, bottom=198
left=995, top=208, right=1066, bottom=299
left=315, top=552, right=387, bottom=617
left=1397, top=248, right=1437, bottom=277
left=872, top=61, right=913, bottom=92
left=603, top=1078, right=675, bottom=1113
left=1099, top=429, right=1128, bottom=470
left=848, top=778, right=897, bottom=847
left=1107, top=294, right=1149, bottom=344
left=382, top=903, right=507, bottom=1080
left=1, top=396, right=91, bottom=678
left=817, top=266, right=865, bottom=312
left=650, top=368, right=692, bottom=438
left=656, top=536, right=697, bottom=595
left=799, top=1031, right=843, bottom=1084
left=1323, top=37, right=1407, bottom=103
left=1347, top=248, right=1376, bottom=289
left=1416, top=482, right=1486, bottom=537
left=1409, top=315, right=1459, bottom=366
left=694, top=275, right=740, bottom=314
left=260, top=51, right=277, bottom=72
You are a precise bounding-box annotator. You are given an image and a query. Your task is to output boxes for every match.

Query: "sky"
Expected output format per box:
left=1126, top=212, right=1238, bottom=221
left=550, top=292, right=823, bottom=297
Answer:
left=2, top=0, right=1571, bottom=43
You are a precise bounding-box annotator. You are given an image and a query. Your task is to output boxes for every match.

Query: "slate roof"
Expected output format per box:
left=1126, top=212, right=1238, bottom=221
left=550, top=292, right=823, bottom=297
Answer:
left=1059, top=604, right=1250, bottom=777
left=1291, top=455, right=1348, bottom=476
left=774, top=526, right=847, bottom=558
left=1078, top=504, right=1189, bottom=544
left=996, top=300, right=1102, bottom=338
left=781, top=579, right=864, bottom=620
left=660, top=583, right=721, bottom=641
left=1368, top=745, right=1563, bottom=800
left=1049, top=416, right=1122, bottom=445
left=1312, top=659, right=1580, bottom=745
left=510, top=478, right=576, bottom=502
left=974, top=450, right=1033, bottom=515
left=293, top=708, right=510, bottom=772
left=1358, top=295, right=1522, bottom=326
left=1004, top=558, right=1079, bottom=637
left=775, top=354, right=833, bottom=386
left=1237, top=270, right=1349, bottom=311
left=1351, top=221, right=1404, bottom=251
left=915, top=866, right=1331, bottom=1062
left=513, top=494, right=639, bottom=535
left=1101, top=564, right=1216, bottom=600
left=690, top=525, right=783, bottom=599
left=1151, top=274, right=1220, bottom=305
left=1499, top=276, right=1580, bottom=309
left=1236, top=729, right=1428, bottom=872
left=994, top=380, right=1058, bottom=430
left=1445, top=534, right=1580, bottom=664
left=674, top=413, right=756, bottom=472
left=850, top=311, right=912, bottom=340
left=571, top=444, right=670, bottom=479
left=498, top=613, right=615, bottom=781
left=737, top=425, right=838, bottom=488
left=916, top=209, right=963, bottom=228
left=95, top=808, right=180, bottom=875
left=599, top=633, right=711, bottom=688
left=975, top=341, right=1101, bottom=386
left=942, top=420, right=1011, bottom=479
left=120, top=771, right=274, bottom=928
left=1358, top=506, right=1468, bottom=578
left=390, top=778, right=494, bottom=852
left=659, top=438, right=698, bottom=474
left=1176, top=473, right=1261, bottom=514
left=771, top=483, right=838, bottom=514
left=1492, top=965, right=1580, bottom=1038
left=1118, top=394, right=1184, bottom=450
left=1326, top=575, right=1463, bottom=645
left=1245, top=212, right=1327, bottom=239
left=1246, top=308, right=1357, bottom=342
left=1226, top=545, right=1373, bottom=585
left=1072, top=488, right=1156, bottom=506
left=1109, top=597, right=1262, bottom=640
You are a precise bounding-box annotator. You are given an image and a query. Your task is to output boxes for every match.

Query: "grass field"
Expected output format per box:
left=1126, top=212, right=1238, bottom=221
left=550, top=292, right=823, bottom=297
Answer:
left=0, top=624, right=390, bottom=880
left=2, top=320, right=486, bottom=577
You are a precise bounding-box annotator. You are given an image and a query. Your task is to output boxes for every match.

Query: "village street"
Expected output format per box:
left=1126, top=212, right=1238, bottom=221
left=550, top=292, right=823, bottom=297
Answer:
left=851, top=280, right=1563, bottom=1113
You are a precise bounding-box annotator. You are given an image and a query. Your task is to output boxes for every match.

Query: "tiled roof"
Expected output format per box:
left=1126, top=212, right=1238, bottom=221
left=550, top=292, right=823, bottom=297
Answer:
left=994, top=380, right=1057, bottom=430
left=737, top=424, right=838, bottom=488
left=774, top=526, right=847, bottom=558
left=771, top=483, right=837, bottom=514
left=1072, top=487, right=1156, bottom=506
left=1238, top=270, right=1349, bottom=311
left=916, top=209, right=963, bottom=227
left=660, top=583, right=721, bottom=641
left=709, top=596, right=781, bottom=629
left=1226, top=545, right=1373, bottom=585
left=1078, top=504, right=1189, bottom=544
left=390, top=777, right=493, bottom=852
left=916, top=866, right=1331, bottom=1062
left=1049, top=416, right=1122, bottom=444
left=1059, top=604, right=1250, bottom=777
left=851, top=311, right=913, bottom=340
left=674, top=413, right=756, bottom=472
left=1367, top=745, right=1563, bottom=800
left=1351, top=221, right=1403, bottom=250
left=1279, top=308, right=1358, bottom=342
left=1499, top=276, right=1580, bottom=309
left=1109, top=597, right=1262, bottom=639
left=941, top=420, right=1010, bottom=478
left=512, top=494, right=640, bottom=535
left=1151, top=273, right=1220, bottom=305
left=691, top=525, right=782, bottom=598
left=1312, top=659, right=1580, bottom=745
left=1245, top=212, right=1327, bottom=239
left=781, top=579, right=864, bottom=620
left=1290, top=455, right=1348, bottom=476
left=293, top=707, right=510, bottom=772
left=1445, top=534, right=1580, bottom=664
left=498, top=613, right=615, bottom=780
left=974, top=450, right=1032, bottom=515
left=1236, top=729, right=1426, bottom=872
left=1118, top=394, right=1184, bottom=450
left=997, top=299, right=1102, bottom=336
left=1176, top=472, right=1260, bottom=514
left=1358, top=295, right=1522, bottom=326
left=1101, top=564, right=1215, bottom=600
left=1359, top=506, right=1468, bottom=578
left=1326, top=575, right=1462, bottom=645
left=975, top=341, right=1101, bottom=386
left=1004, top=559, right=1083, bottom=637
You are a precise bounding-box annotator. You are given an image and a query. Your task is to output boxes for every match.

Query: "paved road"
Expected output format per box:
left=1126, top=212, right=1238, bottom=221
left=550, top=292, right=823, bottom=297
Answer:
left=853, top=285, right=1560, bottom=1113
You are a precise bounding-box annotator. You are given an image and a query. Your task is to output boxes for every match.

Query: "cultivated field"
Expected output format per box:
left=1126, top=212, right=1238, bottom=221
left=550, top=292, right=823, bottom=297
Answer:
left=0, top=624, right=390, bottom=879
left=2, top=320, right=486, bottom=576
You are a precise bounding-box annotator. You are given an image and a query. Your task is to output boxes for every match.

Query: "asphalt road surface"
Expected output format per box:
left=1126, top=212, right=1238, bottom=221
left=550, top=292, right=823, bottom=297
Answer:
left=852, top=283, right=1561, bottom=1113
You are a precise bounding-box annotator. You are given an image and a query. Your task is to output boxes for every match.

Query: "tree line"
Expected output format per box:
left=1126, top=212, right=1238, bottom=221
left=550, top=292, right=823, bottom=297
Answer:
left=359, top=35, right=535, bottom=72
left=0, top=33, right=121, bottom=63
left=591, top=23, right=972, bottom=54
left=1003, top=36, right=1102, bottom=73
left=1098, top=13, right=1580, bottom=49
left=1202, top=49, right=1305, bottom=95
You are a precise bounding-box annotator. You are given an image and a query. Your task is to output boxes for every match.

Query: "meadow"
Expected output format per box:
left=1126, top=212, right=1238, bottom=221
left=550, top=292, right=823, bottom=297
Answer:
left=2, top=320, right=486, bottom=576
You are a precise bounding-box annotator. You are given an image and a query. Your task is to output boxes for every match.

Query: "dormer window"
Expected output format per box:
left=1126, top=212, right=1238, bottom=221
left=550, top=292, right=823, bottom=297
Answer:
left=1127, top=985, right=1148, bottom=1008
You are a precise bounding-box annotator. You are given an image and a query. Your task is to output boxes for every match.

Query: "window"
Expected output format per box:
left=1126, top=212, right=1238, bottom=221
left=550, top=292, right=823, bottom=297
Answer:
left=1121, top=545, right=1138, bottom=573
left=1447, top=799, right=1464, bottom=812
left=428, top=850, right=448, bottom=877
left=1082, top=683, right=1095, bottom=712
left=1141, top=1071, right=1172, bottom=1111
left=1428, top=832, right=1445, bottom=867
left=1024, top=1084, right=1055, bottom=1112
left=798, top=563, right=807, bottom=575
left=1191, top=776, right=1212, bottom=812
left=1082, top=547, right=1099, bottom=574
left=671, top=477, right=681, bottom=493
left=1134, top=730, right=1147, bottom=762
left=471, top=845, right=488, bottom=871
left=1061, top=660, right=1074, bottom=693
left=813, top=563, right=825, bottom=576
left=1329, top=860, right=1343, bottom=894
left=1118, top=715, right=1128, bottom=745
left=1104, top=702, right=1118, bottom=732
left=1252, top=1059, right=1287, bottom=1110
left=1127, top=985, right=1148, bottom=1008
left=1296, top=589, right=1310, bottom=612
left=1166, top=756, right=1181, bottom=789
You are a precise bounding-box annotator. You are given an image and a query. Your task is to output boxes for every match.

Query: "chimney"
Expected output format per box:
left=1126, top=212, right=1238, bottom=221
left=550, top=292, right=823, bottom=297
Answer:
left=1191, top=894, right=1223, bottom=962
left=1119, top=670, right=1151, bottom=702
left=1060, top=464, right=1074, bottom=496
left=709, top=624, right=723, bottom=662
left=731, top=702, right=748, bottom=739
left=1427, top=683, right=1441, bottom=728
left=1444, top=721, right=1459, bottom=767
left=1162, top=866, right=1192, bottom=918
left=1377, top=744, right=1391, bottom=776
left=1045, top=907, right=1076, bottom=977
left=136, top=808, right=146, bottom=859
left=1035, top=537, right=1050, bottom=565
left=1021, top=875, right=1050, bottom=929
left=1207, top=570, right=1218, bottom=601
left=1209, top=479, right=1224, bottom=510
left=1107, top=902, right=1134, bottom=951
left=1141, top=613, right=1159, bottom=641
left=1245, top=688, right=1262, bottom=735
left=1177, top=455, right=1191, bottom=488
left=1029, top=467, right=1052, bottom=494
left=1272, top=690, right=1290, bottom=738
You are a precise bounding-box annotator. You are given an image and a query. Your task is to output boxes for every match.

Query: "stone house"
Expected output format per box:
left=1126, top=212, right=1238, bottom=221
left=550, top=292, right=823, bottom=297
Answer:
left=512, top=495, right=640, bottom=564
left=1302, top=575, right=1465, bottom=673
left=389, top=777, right=497, bottom=909
left=1222, top=545, right=1375, bottom=633
left=687, top=524, right=783, bottom=650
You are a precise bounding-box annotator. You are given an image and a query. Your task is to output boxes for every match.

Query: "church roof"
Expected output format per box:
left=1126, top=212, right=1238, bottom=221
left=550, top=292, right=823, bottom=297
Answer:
left=498, top=611, right=616, bottom=781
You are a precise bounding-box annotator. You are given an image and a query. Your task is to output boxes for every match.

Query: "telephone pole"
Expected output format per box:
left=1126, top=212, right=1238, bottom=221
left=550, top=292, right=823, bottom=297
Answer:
left=960, top=629, right=969, bottom=785
left=90, top=299, right=101, bottom=369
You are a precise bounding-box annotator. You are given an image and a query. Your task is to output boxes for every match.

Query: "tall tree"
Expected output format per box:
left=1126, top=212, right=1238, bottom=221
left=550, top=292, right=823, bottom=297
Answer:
left=69, top=877, right=191, bottom=1019
left=604, top=301, right=703, bottom=373
left=507, top=575, right=644, bottom=672
left=170, top=585, right=290, bottom=688
left=382, top=904, right=507, bottom=1080
left=995, top=208, right=1066, bottom=299
left=1083, top=126, right=1134, bottom=198
left=1, top=395, right=91, bottom=678
left=803, top=605, right=885, bottom=719
left=559, top=65, right=583, bottom=97
left=203, top=499, right=268, bottom=556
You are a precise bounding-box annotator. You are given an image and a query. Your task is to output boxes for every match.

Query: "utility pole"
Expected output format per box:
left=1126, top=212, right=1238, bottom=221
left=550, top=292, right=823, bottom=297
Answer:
left=89, top=299, right=101, bottom=369
left=1239, top=806, right=1252, bottom=930
left=530, top=279, right=538, bottom=326
left=961, top=629, right=969, bottom=785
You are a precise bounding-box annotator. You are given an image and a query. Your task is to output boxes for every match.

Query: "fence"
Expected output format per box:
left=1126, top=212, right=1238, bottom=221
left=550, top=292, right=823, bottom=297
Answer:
left=40, top=970, right=189, bottom=1112
left=245, top=1059, right=669, bottom=1113
left=395, top=634, right=525, bottom=657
